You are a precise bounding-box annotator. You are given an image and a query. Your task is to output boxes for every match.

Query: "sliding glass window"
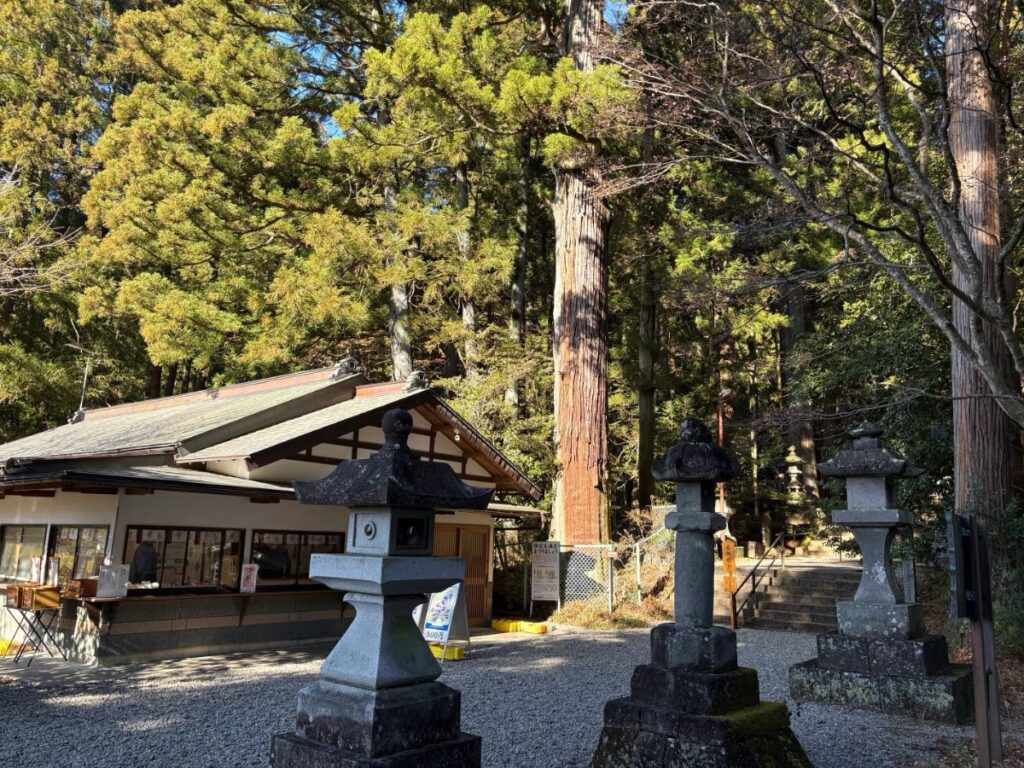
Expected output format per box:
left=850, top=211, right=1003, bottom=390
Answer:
left=49, top=526, right=108, bottom=584
left=124, top=526, right=243, bottom=591
left=0, top=526, right=46, bottom=581
left=250, top=531, right=344, bottom=586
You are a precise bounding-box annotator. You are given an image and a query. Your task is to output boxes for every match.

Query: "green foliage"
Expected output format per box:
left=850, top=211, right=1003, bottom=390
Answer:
left=2, top=0, right=1014, bottom=576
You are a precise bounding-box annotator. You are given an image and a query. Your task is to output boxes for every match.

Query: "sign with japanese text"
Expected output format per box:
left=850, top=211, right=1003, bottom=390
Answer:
left=531, top=541, right=561, bottom=603
left=422, top=583, right=460, bottom=644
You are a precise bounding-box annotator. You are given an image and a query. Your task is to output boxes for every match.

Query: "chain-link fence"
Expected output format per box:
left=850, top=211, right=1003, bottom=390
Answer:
left=494, top=534, right=676, bottom=614
left=562, top=545, right=616, bottom=605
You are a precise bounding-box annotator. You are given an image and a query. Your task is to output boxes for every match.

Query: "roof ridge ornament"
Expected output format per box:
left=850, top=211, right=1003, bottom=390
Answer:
left=405, top=371, right=429, bottom=391
left=331, top=357, right=361, bottom=379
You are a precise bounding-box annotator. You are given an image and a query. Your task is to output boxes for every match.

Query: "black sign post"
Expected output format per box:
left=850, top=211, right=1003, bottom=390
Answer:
left=947, top=511, right=1002, bottom=766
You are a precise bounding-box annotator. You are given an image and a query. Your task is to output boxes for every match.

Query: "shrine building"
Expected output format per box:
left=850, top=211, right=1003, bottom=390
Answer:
left=0, top=363, right=541, bottom=662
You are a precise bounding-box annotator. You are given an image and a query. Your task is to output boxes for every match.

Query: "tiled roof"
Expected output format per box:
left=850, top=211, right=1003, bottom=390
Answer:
left=0, top=465, right=294, bottom=498
left=0, top=371, right=359, bottom=463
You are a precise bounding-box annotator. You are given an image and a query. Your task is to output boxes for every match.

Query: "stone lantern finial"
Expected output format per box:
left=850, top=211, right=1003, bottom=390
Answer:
left=653, top=417, right=738, bottom=484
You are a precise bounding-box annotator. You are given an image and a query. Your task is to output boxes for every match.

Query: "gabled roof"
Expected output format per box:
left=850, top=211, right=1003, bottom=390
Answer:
left=0, top=367, right=362, bottom=466
left=177, top=386, right=542, bottom=499
left=0, top=365, right=541, bottom=500
left=179, top=388, right=427, bottom=464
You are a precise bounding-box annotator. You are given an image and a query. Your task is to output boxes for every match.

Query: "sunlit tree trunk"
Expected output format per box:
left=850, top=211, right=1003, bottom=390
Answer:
left=946, top=0, right=1021, bottom=511
left=455, top=162, right=478, bottom=378
left=389, top=281, right=413, bottom=381
left=551, top=0, right=611, bottom=545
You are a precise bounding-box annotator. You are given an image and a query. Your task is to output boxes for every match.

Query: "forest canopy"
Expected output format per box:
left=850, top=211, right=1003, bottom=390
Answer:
left=1, top=0, right=1021, bottom=550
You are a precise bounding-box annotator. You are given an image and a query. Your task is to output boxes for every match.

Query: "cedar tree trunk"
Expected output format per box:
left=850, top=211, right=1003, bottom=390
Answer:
left=947, top=0, right=1021, bottom=511
left=552, top=0, right=611, bottom=545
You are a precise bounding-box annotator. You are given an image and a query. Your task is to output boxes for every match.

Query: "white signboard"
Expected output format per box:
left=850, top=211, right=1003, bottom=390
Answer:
left=97, top=564, right=130, bottom=599
left=414, top=583, right=470, bottom=662
left=531, top=540, right=561, bottom=603
left=240, top=564, right=259, bottom=593
left=422, top=584, right=460, bottom=644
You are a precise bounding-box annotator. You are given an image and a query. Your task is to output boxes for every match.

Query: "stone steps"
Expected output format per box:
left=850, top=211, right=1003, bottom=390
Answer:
left=752, top=606, right=838, bottom=624
left=740, top=565, right=861, bottom=634
left=751, top=618, right=838, bottom=634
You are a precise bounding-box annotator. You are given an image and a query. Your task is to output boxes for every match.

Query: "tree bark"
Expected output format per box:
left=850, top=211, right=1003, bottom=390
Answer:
left=552, top=0, right=611, bottom=545
left=455, top=162, right=478, bottom=378
left=552, top=171, right=611, bottom=545
left=389, top=281, right=413, bottom=381
left=637, top=258, right=657, bottom=510
left=506, top=136, right=531, bottom=408
left=163, top=363, right=177, bottom=397
left=779, top=281, right=818, bottom=496
left=384, top=181, right=414, bottom=382
left=946, top=0, right=1021, bottom=511
left=146, top=362, right=161, bottom=400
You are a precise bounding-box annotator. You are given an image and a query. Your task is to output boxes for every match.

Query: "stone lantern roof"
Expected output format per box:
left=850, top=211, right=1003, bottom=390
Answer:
left=818, top=422, right=923, bottom=479
left=294, top=408, right=494, bottom=509
left=652, top=417, right=739, bottom=483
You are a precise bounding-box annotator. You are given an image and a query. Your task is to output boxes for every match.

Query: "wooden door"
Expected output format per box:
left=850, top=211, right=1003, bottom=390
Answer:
left=433, top=525, right=459, bottom=558
left=434, top=523, right=491, bottom=626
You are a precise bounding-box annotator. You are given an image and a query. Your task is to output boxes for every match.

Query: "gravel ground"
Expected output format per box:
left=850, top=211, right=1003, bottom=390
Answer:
left=0, top=627, right=1001, bottom=767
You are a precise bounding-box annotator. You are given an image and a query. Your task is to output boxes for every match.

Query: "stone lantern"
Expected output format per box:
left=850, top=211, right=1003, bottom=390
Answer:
left=789, top=423, right=972, bottom=723
left=784, top=445, right=802, bottom=498
left=591, top=417, right=811, bottom=768
left=271, top=408, right=492, bottom=767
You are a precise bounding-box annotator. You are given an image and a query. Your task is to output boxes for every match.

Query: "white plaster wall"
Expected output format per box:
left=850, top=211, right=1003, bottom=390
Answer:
left=435, top=433, right=459, bottom=454
left=112, top=491, right=347, bottom=565
left=0, top=485, right=497, bottom=569
left=0, top=491, right=119, bottom=554
left=466, top=458, right=487, bottom=477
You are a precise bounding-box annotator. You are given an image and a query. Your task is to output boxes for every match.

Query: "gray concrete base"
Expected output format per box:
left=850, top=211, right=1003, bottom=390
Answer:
left=271, top=731, right=481, bottom=768
left=650, top=624, right=737, bottom=673
left=816, top=634, right=950, bottom=677
left=271, top=675, right=479, bottom=768
left=789, top=658, right=973, bottom=723
left=295, top=680, right=462, bottom=758
left=591, top=698, right=811, bottom=768
left=835, top=601, right=924, bottom=640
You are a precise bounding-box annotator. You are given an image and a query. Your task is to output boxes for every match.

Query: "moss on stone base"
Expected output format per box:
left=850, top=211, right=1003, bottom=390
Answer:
left=591, top=700, right=812, bottom=768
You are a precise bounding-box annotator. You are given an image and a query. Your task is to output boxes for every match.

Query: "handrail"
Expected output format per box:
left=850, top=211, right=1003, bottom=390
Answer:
left=729, top=532, right=786, bottom=629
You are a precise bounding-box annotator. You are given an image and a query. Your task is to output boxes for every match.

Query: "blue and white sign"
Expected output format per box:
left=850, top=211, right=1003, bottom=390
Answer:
left=422, top=583, right=460, bottom=644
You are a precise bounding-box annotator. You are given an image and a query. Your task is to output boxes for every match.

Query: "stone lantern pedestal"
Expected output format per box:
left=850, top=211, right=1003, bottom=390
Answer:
left=271, top=409, right=491, bottom=768
left=591, top=419, right=810, bottom=768
left=788, top=424, right=973, bottom=723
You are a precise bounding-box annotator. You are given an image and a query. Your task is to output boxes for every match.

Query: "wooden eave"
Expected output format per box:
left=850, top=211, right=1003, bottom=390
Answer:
left=0, top=471, right=293, bottom=502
